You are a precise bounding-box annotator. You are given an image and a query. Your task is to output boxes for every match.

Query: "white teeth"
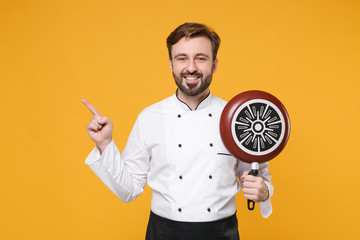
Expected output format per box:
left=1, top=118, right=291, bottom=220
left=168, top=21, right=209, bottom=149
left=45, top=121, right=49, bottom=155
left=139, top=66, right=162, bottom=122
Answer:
left=185, top=77, right=198, bottom=80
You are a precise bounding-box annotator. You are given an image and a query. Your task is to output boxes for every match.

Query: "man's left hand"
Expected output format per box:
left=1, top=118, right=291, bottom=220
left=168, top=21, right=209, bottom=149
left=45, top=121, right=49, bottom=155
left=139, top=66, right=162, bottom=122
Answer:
left=240, top=171, right=269, bottom=203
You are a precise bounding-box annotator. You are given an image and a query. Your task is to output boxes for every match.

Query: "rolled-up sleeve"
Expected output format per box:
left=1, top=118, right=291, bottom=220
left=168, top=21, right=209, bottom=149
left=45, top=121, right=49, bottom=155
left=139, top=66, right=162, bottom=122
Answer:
left=258, top=163, right=273, bottom=218
left=85, top=115, right=150, bottom=203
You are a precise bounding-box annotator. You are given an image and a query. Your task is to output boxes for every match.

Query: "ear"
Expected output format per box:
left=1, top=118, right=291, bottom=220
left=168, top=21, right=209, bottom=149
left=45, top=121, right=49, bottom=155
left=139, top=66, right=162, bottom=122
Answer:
left=169, top=58, right=173, bottom=72
left=212, top=58, right=218, bottom=73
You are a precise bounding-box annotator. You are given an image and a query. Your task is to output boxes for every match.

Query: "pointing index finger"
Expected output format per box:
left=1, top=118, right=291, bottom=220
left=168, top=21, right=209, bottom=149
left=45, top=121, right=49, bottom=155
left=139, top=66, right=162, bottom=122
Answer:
left=81, top=98, right=102, bottom=116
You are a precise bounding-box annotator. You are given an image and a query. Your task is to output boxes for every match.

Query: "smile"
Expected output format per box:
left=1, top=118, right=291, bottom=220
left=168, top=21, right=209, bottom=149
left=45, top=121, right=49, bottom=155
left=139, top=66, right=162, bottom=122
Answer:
left=184, top=76, right=200, bottom=80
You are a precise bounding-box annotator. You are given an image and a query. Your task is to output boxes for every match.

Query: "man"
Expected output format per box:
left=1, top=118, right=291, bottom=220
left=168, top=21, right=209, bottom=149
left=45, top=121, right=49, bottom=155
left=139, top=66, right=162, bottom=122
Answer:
left=82, top=22, right=273, bottom=240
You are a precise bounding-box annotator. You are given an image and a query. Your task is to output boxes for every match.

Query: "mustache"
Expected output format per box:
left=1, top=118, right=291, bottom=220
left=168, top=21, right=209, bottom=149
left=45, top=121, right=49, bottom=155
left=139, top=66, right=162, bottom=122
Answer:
left=180, top=72, right=203, bottom=78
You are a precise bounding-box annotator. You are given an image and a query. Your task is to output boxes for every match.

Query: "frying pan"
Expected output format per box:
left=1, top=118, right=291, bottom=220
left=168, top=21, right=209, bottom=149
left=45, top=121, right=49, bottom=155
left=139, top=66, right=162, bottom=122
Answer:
left=220, top=90, right=290, bottom=210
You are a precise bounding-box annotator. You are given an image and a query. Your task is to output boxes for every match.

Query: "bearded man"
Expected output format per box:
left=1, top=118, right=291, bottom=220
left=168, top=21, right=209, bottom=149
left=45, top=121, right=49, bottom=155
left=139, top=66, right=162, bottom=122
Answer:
left=82, top=22, right=273, bottom=240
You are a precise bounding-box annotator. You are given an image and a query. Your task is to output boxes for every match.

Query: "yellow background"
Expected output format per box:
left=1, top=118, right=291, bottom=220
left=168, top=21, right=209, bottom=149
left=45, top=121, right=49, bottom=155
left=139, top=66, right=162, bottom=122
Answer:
left=1, top=0, right=359, bottom=239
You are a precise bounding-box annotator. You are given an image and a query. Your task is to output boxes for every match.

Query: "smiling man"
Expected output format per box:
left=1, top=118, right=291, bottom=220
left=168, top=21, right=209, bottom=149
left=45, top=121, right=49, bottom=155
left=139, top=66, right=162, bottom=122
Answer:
left=83, top=23, right=273, bottom=240
left=171, top=36, right=216, bottom=97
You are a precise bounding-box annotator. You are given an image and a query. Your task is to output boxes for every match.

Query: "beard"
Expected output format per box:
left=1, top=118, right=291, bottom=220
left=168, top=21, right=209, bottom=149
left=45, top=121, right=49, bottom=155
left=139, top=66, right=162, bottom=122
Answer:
left=173, top=71, right=213, bottom=97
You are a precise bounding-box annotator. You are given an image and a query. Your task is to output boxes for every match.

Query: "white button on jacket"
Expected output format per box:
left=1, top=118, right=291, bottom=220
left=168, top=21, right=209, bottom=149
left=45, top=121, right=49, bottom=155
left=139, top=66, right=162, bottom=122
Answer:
left=85, top=93, right=273, bottom=222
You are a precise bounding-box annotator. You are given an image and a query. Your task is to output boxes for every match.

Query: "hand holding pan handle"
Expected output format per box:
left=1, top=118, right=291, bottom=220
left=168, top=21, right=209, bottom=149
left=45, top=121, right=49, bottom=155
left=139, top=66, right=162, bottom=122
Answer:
left=220, top=90, right=290, bottom=211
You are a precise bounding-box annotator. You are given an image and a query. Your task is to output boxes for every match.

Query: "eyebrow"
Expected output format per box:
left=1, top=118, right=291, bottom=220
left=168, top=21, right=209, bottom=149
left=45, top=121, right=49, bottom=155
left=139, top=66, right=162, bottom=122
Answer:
left=174, top=53, right=210, bottom=59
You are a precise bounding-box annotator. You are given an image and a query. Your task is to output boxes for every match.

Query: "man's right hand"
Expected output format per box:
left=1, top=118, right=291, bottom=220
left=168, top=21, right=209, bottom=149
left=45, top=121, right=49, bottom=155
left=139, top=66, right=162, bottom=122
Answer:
left=81, top=99, right=113, bottom=154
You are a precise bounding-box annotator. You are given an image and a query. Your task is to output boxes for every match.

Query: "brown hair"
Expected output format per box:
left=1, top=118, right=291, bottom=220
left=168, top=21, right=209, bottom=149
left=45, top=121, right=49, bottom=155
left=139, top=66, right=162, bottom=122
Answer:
left=166, top=22, right=221, bottom=61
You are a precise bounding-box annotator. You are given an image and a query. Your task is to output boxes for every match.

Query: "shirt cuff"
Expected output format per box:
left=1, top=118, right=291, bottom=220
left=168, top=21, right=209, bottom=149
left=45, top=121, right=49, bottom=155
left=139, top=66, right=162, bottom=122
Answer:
left=259, top=181, right=273, bottom=218
left=85, top=140, right=114, bottom=165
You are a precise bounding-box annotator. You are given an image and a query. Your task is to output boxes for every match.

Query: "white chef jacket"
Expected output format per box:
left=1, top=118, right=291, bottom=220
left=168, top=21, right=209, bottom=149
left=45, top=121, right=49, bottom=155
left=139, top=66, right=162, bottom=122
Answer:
left=85, top=93, right=273, bottom=222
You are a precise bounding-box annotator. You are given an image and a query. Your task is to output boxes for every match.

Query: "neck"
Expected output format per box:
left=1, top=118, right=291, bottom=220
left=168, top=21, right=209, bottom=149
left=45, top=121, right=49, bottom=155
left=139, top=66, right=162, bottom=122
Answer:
left=176, top=88, right=210, bottom=110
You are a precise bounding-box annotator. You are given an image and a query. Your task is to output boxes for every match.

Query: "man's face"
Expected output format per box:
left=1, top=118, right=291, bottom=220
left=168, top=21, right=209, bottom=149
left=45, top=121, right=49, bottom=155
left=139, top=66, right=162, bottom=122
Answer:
left=170, top=36, right=218, bottom=97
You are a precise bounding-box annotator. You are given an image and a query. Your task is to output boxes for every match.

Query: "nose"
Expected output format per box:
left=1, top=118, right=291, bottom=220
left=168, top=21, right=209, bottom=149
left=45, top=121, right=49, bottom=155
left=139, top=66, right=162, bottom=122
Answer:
left=186, top=59, right=198, bottom=73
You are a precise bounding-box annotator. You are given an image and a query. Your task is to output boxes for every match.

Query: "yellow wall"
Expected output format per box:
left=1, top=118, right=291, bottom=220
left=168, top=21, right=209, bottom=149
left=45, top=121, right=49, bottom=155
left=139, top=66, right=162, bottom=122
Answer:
left=1, top=0, right=359, bottom=239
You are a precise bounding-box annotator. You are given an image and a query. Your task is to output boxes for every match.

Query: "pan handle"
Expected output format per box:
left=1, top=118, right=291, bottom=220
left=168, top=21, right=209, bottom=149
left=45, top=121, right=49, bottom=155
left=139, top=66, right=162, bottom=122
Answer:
left=247, top=162, right=259, bottom=211
left=248, top=199, right=255, bottom=210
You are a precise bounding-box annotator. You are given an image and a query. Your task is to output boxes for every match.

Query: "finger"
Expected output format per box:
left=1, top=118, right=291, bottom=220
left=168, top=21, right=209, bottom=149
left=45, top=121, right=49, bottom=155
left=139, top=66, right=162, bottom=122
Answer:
left=88, top=121, right=102, bottom=131
left=240, top=171, right=249, bottom=180
left=243, top=193, right=258, bottom=202
left=244, top=175, right=258, bottom=182
left=97, top=116, right=111, bottom=125
left=242, top=181, right=258, bottom=189
left=243, top=188, right=257, bottom=196
left=81, top=98, right=102, bottom=116
left=90, top=117, right=102, bottom=126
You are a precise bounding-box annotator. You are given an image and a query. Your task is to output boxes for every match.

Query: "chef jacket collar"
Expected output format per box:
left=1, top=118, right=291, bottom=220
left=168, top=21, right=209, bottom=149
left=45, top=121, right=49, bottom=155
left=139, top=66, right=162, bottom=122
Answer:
left=174, top=89, right=212, bottom=111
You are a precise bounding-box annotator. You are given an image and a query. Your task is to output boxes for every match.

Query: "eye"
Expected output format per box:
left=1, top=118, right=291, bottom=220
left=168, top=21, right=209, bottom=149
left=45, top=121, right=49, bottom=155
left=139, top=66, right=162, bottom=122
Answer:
left=197, top=57, right=208, bottom=62
left=176, top=57, right=187, bottom=62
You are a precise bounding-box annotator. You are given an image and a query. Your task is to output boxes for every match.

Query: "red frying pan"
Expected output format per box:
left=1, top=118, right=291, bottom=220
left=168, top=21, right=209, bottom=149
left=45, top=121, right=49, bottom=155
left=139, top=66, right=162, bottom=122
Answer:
left=220, top=90, right=290, bottom=210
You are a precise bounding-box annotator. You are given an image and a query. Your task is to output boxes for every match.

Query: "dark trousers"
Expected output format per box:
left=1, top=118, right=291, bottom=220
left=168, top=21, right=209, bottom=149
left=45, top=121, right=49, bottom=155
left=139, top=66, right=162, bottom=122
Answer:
left=145, top=211, right=240, bottom=240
